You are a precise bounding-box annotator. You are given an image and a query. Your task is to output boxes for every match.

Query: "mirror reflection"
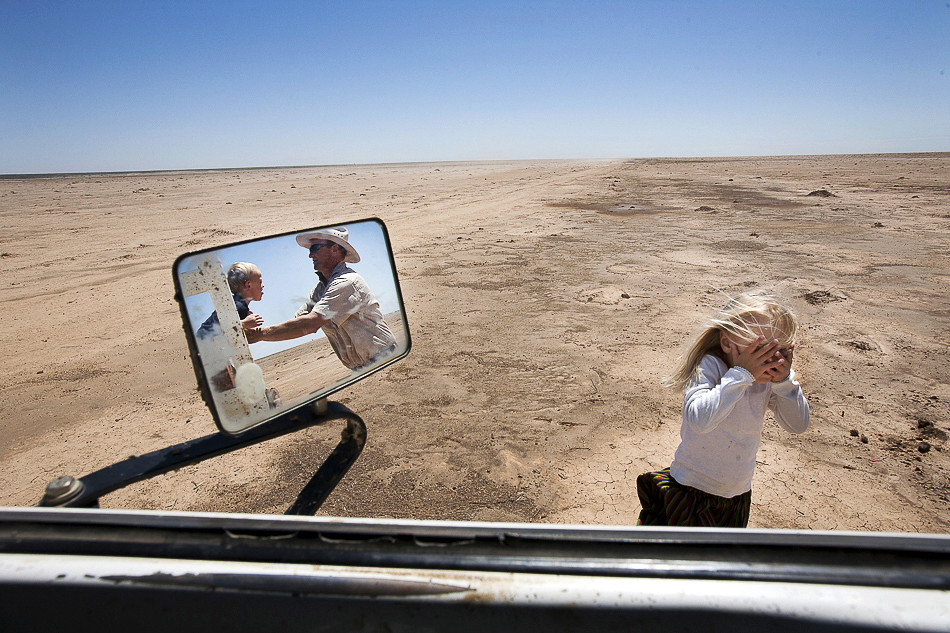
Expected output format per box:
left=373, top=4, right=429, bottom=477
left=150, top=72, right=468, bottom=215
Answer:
left=174, top=218, right=409, bottom=434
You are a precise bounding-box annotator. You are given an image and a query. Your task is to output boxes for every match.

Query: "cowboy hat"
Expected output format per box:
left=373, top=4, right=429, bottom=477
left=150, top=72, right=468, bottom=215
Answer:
left=295, top=227, right=360, bottom=263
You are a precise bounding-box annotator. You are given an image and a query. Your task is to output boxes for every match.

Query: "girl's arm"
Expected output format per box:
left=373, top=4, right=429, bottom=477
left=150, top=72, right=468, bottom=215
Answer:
left=768, top=370, right=811, bottom=433
left=683, top=356, right=754, bottom=433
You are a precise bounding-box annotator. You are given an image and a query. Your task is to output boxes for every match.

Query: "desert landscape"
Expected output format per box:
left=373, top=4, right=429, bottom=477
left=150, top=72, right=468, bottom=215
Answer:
left=1, top=154, right=948, bottom=532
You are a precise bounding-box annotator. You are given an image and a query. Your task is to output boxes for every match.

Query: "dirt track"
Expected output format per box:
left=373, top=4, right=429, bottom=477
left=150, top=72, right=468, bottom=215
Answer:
left=2, top=155, right=948, bottom=532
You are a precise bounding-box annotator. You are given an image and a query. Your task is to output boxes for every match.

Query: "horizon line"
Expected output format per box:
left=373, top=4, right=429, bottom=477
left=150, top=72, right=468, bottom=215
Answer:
left=3, top=151, right=948, bottom=180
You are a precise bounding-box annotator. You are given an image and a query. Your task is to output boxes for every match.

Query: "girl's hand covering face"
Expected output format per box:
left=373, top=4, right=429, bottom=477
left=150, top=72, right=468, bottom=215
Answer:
left=722, top=336, right=789, bottom=383
left=765, top=344, right=794, bottom=382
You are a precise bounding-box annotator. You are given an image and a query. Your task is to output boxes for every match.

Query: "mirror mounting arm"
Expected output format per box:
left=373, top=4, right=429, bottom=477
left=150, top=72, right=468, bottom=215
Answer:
left=38, top=400, right=366, bottom=516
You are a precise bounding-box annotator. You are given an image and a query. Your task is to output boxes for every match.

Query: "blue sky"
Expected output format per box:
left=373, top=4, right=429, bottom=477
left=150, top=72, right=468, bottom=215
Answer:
left=2, top=1, right=947, bottom=174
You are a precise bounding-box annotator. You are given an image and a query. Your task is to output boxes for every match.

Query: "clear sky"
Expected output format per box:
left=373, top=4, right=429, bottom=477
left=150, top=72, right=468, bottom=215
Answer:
left=2, top=1, right=947, bottom=174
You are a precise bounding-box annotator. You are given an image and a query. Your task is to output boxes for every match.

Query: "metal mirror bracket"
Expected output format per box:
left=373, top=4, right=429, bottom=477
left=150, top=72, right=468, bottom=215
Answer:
left=38, top=400, right=366, bottom=516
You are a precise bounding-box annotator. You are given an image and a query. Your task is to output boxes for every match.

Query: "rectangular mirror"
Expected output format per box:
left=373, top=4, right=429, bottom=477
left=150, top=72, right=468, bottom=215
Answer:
left=173, top=218, right=410, bottom=435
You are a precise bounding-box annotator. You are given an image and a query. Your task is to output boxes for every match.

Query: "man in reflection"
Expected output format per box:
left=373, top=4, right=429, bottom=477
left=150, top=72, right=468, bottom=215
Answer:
left=246, top=227, right=397, bottom=370
left=196, top=262, right=264, bottom=339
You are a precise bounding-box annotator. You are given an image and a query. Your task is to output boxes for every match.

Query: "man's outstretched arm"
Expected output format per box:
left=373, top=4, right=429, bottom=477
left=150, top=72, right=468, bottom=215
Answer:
left=247, top=312, right=327, bottom=343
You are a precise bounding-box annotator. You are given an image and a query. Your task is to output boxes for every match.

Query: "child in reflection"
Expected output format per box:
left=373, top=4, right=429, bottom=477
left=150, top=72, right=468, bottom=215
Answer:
left=637, top=290, right=810, bottom=528
left=196, top=262, right=264, bottom=339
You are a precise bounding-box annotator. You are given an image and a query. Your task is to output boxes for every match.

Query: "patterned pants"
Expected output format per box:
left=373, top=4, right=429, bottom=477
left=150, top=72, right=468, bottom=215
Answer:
left=636, top=468, right=751, bottom=528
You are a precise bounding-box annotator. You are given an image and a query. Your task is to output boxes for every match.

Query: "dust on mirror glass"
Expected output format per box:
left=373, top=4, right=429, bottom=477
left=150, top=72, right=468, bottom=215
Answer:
left=174, top=218, right=409, bottom=434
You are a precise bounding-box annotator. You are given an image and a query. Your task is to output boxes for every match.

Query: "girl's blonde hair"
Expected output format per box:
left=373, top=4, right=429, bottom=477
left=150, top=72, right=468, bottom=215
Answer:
left=663, top=290, right=798, bottom=391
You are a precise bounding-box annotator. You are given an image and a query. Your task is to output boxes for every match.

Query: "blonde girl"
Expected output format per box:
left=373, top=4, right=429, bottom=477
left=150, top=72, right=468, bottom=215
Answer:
left=637, top=290, right=810, bottom=528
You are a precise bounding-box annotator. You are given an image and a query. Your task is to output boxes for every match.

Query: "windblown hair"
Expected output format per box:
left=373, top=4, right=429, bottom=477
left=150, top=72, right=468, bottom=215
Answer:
left=662, top=290, right=798, bottom=391
left=227, top=262, right=257, bottom=293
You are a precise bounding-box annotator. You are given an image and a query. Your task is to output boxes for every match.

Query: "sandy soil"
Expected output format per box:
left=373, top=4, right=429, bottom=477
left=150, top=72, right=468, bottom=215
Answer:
left=1, top=155, right=948, bottom=533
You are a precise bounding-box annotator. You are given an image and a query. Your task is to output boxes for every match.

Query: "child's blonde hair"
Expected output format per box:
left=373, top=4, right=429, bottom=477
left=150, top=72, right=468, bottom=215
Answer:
left=663, top=289, right=798, bottom=391
left=227, top=262, right=259, bottom=293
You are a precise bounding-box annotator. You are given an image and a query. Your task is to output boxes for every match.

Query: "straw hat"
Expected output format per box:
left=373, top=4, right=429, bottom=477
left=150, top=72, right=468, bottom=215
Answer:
left=295, top=227, right=360, bottom=263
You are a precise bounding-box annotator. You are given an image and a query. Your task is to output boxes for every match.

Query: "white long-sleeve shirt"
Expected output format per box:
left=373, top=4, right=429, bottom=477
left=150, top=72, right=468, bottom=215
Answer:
left=670, top=354, right=810, bottom=498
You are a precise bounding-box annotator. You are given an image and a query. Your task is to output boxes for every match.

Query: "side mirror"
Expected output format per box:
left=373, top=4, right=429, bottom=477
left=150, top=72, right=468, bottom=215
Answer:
left=173, top=218, right=410, bottom=434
